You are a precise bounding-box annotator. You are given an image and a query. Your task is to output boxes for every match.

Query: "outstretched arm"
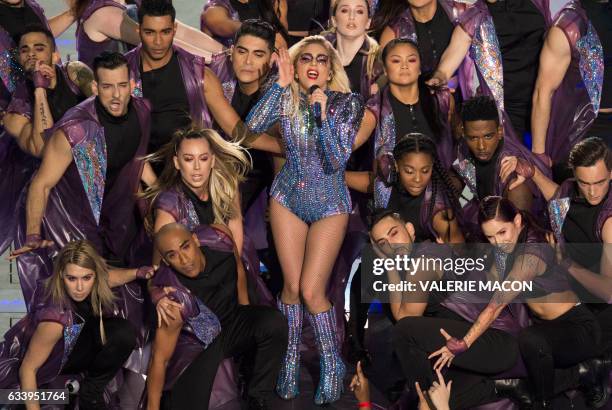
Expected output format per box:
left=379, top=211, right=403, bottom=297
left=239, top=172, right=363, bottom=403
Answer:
left=48, top=8, right=76, bottom=37
left=531, top=27, right=571, bottom=155
left=202, top=6, right=241, bottom=38
left=427, top=26, right=471, bottom=87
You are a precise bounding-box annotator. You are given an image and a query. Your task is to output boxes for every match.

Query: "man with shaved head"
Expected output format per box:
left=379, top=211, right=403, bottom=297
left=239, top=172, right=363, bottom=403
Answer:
left=146, top=223, right=287, bottom=410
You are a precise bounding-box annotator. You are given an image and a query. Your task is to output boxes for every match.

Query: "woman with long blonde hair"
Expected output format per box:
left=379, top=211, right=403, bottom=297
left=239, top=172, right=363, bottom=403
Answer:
left=0, top=240, right=153, bottom=408
left=246, top=35, right=364, bottom=404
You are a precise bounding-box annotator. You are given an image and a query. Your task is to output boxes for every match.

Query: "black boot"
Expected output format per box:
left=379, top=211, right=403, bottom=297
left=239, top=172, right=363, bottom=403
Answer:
left=578, top=356, right=611, bottom=409
left=494, top=378, right=533, bottom=409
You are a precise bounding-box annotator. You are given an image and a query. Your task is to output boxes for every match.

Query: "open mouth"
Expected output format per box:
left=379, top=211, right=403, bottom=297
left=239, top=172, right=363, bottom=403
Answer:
left=307, top=69, right=319, bottom=80
left=109, top=101, right=121, bottom=111
left=191, top=174, right=203, bottom=182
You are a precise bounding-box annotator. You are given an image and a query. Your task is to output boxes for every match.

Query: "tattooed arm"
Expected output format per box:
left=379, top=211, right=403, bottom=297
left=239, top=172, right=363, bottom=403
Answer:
left=463, top=252, right=545, bottom=347
left=67, top=61, right=95, bottom=97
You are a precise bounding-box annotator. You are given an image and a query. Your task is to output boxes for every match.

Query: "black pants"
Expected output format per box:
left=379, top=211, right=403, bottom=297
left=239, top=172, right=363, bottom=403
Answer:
left=586, top=303, right=612, bottom=354
left=61, top=317, right=137, bottom=406
left=518, top=304, right=601, bottom=401
left=165, top=305, right=288, bottom=410
left=392, top=312, right=519, bottom=409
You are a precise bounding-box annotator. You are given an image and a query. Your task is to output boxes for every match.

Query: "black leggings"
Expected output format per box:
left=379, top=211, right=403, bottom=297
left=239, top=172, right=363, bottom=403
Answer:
left=61, top=317, right=137, bottom=405
left=164, top=305, right=288, bottom=410
left=518, top=304, right=601, bottom=401
left=392, top=311, right=519, bottom=409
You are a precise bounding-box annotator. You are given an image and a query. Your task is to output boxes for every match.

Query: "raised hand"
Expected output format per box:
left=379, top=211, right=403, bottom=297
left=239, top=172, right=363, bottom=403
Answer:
left=8, top=234, right=54, bottom=260
left=275, top=47, right=294, bottom=88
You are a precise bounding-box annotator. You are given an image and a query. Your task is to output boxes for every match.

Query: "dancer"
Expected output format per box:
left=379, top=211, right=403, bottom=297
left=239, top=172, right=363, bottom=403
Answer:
left=147, top=223, right=287, bottom=410
left=71, top=0, right=224, bottom=68
left=4, top=25, right=92, bottom=157
left=430, top=196, right=602, bottom=408
left=246, top=36, right=364, bottom=403
left=0, top=240, right=153, bottom=408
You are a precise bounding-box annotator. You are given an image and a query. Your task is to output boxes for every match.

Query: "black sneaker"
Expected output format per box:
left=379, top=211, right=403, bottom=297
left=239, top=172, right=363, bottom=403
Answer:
left=494, top=378, right=533, bottom=409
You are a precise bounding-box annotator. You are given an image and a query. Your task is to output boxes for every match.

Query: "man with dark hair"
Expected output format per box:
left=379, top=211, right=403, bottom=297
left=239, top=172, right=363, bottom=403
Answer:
left=126, top=0, right=279, bottom=170
left=504, top=137, right=612, bottom=399
left=147, top=223, right=287, bottom=410
left=10, top=51, right=156, bottom=303
left=3, top=25, right=92, bottom=157
left=210, top=18, right=280, bottom=211
left=453, top=96, right=547, bottom=223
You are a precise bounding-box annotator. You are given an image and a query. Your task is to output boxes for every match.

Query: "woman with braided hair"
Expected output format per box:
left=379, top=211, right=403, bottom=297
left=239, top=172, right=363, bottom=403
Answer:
left=387, top=132, right=464, bottom=243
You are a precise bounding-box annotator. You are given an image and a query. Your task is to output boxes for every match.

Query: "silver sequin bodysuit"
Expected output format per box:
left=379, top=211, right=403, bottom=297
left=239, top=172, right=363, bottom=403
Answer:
left=247, top=83, right=364, bottom=223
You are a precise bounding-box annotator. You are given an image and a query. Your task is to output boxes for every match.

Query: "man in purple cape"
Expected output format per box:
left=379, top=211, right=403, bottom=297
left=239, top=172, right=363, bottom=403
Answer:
left=4, top=25, right=92, bottom=158
left=452, top=97, right=550, bottom=235
left=146, top=223, right=287, bottom=410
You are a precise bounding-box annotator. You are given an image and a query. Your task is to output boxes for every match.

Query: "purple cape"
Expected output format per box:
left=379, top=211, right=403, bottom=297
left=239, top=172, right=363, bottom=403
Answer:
left=77, top=0, right=129, bottom=68
left=370, top=85, right=454, bottom=208
left=540, top=0, right=604, bottom=162
left=154, top=187, right=274, bottom=306
left=200, top=0, right=239, bottom=47
left=126, top=45, right=213, bottom=128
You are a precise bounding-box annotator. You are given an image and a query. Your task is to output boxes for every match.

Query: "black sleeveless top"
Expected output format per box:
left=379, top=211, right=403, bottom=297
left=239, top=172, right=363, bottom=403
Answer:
left=389, top=92, right=434, bottom=140
left=47, top=66, right=84, bottom=122
left=387, top=186, right=432, bottom=242
left=183, top=183, right=215, bottom=226
left=0, top=2, right=42, bottom=43
left=414, top=2, right=454, bottom=75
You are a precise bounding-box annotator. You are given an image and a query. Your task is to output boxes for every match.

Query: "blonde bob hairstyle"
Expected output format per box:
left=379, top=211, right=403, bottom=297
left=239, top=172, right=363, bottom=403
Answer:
left=287, top=35, right=351, bottom=117
left=143, top=125, right=251, bottom=229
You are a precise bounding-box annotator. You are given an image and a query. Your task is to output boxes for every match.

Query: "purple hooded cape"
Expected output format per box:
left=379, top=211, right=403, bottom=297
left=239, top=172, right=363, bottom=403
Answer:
left=14, top=96, right=153, bottom=376
left=200, top=0, right=239, bottom=48
left=126, top=44, right=213, bottom=128
left=537, top=0, right=604, bottom=163
left=452, top=130, right=552, bottom=234
left=549, top=180, right=612, bottom=245
left=153, top=187, right=274, bottom=306
left=370, top=85, right=454, bottom=208
left=76, top=0, right=130, bottom=69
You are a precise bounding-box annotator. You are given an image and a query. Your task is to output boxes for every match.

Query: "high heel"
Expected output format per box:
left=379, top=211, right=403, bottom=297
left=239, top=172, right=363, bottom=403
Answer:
left=308, top=306, right=346, bottom=405
left=275, top=300, right=303, bottom=399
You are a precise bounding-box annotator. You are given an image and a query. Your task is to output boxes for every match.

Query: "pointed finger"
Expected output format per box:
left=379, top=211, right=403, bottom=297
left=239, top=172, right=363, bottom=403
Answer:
left=415, top=382, right=426, bottom=403
left=440, top=328, right=452, bottom=340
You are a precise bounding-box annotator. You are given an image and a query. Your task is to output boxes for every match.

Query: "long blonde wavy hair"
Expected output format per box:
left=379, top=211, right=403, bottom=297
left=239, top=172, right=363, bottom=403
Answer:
left=143, top=126, right=251, bottom=229
left=46, top=240, right=115, bottom=344
left=326, top=0, right=380, bottom=81
left=287, top=35, right=351, bottom=117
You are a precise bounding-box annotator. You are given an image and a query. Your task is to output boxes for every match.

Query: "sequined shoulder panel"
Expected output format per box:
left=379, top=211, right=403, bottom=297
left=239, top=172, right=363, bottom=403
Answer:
left=61, top=322, right=84, bottom=369
left=470, top=16, right=504, bottom=110
left=575, top=22, right=604, bottom=113
left=548, top=197, right=571, bottom=241
left=221, top=80, right=236, bottom=102
left=453, top=158, right=477, bottom=195
left=186, top=298, right=221, bottom=348
left=71, top=126, right=107, bottom=225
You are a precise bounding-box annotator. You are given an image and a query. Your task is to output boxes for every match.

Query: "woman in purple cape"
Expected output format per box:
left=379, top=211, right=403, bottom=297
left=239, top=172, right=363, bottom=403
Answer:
left=144, top=126, right=274, bottom=306
left=0, top=240, right=154, bottom=408
left=430, top=196, right=603, bottom=408
left=71, top=0, right=224, bottom=68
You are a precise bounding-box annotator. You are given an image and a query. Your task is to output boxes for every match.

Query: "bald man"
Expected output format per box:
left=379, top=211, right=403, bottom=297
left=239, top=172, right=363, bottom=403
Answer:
left=146, top=223, right=287, bottom=410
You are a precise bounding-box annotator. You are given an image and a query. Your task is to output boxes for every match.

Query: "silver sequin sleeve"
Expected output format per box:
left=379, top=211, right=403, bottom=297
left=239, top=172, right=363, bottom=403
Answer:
left=246, top=82, right=286, bottom=132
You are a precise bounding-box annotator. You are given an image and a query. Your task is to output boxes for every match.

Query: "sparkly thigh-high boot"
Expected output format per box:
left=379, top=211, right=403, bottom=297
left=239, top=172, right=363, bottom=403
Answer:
left=276, top=300, right=303, bottom=399
left=308, top=306, right=346, bottom=404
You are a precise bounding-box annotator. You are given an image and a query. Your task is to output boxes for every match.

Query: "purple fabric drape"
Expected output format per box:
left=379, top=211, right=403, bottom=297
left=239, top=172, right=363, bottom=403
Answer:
left=126, top=45, right=213, bottom=128
left=200, top=0, right=239, bottom=47
left=77, top=0, right=129, bottom=68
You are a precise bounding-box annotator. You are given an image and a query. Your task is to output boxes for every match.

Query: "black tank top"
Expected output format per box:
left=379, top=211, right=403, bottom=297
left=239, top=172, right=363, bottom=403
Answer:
left=95, top=98, right=141, bottom=193
left=177, top=246, right=238, bottom=325
left=182, top=182, right=215, bottom=225
left=389, top=91, right=434, bottom=140
left=387, top=186, right=432, bottom=242
left=487, top=0, right=546, bottom=134
left=141, top=53, right=191, bottom=154
left=344, top=52, right=364, bottom=95
left=46, top=66, right=84, bottom=122
left=414, top=2, right=454, bottom=75
left=0, top=2, right=42, bottom=43
left=474, top=143, right=502, bottom=200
